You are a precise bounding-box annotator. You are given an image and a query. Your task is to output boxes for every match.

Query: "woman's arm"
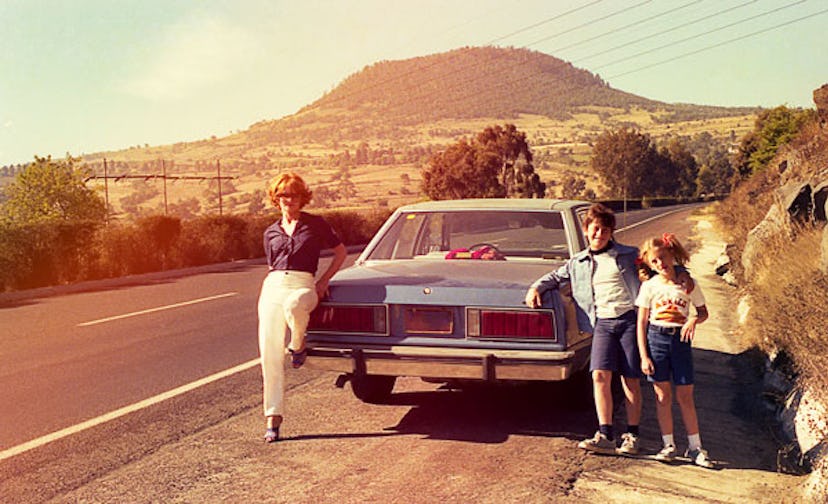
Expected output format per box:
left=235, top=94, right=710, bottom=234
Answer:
left=315, top=243, right=347, bottom=300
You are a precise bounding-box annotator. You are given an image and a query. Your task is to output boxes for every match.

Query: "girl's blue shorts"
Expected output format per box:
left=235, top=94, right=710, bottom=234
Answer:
left=646, top=324, right=694, bottom=385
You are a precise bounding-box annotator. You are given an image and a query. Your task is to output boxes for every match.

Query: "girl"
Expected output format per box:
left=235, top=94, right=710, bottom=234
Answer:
left=635, top=233, right=714, bottom=468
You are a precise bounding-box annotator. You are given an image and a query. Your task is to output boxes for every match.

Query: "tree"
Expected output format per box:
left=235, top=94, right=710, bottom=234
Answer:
left=591, top=128, right=661, bottom=198
left=337, top=174, right=358, bottom=200
left=733, top=106, right=816, bottom=178
left=422, top=139, right=504, bottom=200
left=476, top=124, right=545, bottom=197
left=355, top=142, right=370, bottom=165
left=561, top=175, right=586, bottom=199
left=421, top=124, right=545, bottom=200
left=696, top=154, right=734, bottom=196
left=659, top=138, right=698, bottom=197
left=0, top=155, right=106, bottom=224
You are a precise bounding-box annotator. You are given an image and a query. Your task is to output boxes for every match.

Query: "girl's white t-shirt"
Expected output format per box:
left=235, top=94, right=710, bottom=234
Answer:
left=635, top=275, right=706, bottom=327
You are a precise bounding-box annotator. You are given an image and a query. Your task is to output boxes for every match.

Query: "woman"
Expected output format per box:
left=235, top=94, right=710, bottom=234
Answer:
left=258, top=172, right=347, bottom=443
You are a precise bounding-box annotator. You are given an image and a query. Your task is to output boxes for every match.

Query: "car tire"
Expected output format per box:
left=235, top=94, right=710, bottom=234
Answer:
left=351, top=375, right=396, bottom=404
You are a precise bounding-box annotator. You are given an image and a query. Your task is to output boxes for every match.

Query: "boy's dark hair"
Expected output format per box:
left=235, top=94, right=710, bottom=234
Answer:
left=583, top=203, right=616, bottom=231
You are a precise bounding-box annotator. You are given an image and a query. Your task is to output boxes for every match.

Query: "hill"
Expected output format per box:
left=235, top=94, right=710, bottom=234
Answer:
left=6, top=46, right=761, bottom=217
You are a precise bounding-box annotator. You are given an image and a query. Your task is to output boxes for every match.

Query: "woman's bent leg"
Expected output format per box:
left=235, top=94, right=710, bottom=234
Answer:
left=284, top=286, right=318, bottom=353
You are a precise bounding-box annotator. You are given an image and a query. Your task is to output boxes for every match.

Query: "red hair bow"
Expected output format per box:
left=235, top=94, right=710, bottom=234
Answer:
left=661, top=233, right=674, bottom=246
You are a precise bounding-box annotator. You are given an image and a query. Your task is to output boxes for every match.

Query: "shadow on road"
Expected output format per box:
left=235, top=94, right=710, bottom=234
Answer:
left=372, top=381, right=597, bottom=444
left=326, top=343, right=785, bottom=475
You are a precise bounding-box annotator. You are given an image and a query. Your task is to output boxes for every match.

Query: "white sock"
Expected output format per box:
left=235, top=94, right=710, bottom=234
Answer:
left=662, top=434, right=675, bottom=447
left=688, top=433, right=702, bottom=451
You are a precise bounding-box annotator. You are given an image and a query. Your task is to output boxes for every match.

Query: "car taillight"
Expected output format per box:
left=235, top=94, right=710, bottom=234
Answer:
left=467, top=308, right=556, bottom=340
left=308, top=304, right=388, bottom=335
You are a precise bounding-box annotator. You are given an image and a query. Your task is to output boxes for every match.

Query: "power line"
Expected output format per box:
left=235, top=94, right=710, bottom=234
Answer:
left=590, top=0, right=808, bottom=70
left=306, top=1, right=614, bottom=112
left=485, top=0, right=604, bottom=45
left=316, top=0, right=657, bottom=116
left=562, top=0, right=758, bottom=62
left=384, top=1, right=822, bottom=117
left=540, top=0, right=703, bottom=54
left=303, top=1, right=820, bottom=128
left=607, top=5, right=828, bottom=79
left=424, top=0, right=764, bottom=106
left=522, top=0, right=652, bottom=47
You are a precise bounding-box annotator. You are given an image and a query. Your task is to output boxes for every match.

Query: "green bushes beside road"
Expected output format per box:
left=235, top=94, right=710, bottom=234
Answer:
left=0, top=209, right=390, bottom=293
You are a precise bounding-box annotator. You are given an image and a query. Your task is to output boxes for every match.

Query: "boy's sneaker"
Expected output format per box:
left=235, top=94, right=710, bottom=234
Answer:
left=686, top=447, right=716, bottom=469
left=654, top=444, right=677, bottom=462
left=577, top=431, right=617, bottom=454
left=617, top=432, right=640, bottom=455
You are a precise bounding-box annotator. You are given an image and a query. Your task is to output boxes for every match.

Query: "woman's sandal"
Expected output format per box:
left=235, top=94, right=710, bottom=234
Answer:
left=289, top=348, right=307, bottom=369
left=264, top=426, right=280, bottom=443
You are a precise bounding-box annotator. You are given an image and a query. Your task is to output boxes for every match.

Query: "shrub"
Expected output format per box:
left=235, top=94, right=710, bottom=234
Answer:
left=0, top=208, right=392, bottom=293
left=0, top=220, right=101, bottom=290
left=173, top=215, right=253, bottom=266
left=741, top=226, right=828, bottom=403
left=317, top=208, right=392, bottom=245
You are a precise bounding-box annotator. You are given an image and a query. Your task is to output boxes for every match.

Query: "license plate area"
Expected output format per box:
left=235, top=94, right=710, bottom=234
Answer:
left=404, top=306, right=454, bottom=334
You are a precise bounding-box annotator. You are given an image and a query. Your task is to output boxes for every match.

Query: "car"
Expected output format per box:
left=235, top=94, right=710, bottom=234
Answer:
left=305, top=198, right=593, bottom=403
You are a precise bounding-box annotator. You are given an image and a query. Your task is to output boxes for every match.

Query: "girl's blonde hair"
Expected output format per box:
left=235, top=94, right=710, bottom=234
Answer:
left=640, top=232, right=690, bottom=266
left=267, top=172, right=312, bottom=208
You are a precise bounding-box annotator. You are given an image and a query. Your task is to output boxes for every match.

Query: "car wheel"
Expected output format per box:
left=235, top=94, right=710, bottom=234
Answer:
left=351, top=375, right=396, bottom=403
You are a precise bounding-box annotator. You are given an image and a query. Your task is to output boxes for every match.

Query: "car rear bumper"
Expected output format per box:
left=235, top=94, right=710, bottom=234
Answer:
left=306, top=344, right=587, bottom=381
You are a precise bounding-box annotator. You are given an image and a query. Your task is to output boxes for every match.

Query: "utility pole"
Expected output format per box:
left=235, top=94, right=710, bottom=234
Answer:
left=85, top=159, right=234, bottom=217
left=103, top=158, right=110, bottom=224
left=162, top=160, right=168, bottom=215
left=217, top=159, right=223, bottom=216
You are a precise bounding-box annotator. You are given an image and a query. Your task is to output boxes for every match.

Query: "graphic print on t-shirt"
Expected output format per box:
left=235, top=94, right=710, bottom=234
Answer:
left=652, top=296, right=689, bottom=325
left=635, top=275, right=706, bottom=328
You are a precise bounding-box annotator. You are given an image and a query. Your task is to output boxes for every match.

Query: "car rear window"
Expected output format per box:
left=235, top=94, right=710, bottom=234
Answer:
left=366, top=210, right=568, bottom=260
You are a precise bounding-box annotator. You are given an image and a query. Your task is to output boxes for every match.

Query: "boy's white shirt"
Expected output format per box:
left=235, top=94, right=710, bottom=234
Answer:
left=592, top=252, right=635, bottom=318
left=635, top=274, right=706, bottom=327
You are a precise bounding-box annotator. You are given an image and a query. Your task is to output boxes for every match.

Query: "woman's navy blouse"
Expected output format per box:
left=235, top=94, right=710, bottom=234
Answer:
left=263, top=212, right=342, bottom=274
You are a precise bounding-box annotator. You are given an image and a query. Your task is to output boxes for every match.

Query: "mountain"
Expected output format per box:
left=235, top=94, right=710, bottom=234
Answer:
left=241, top=46, right=754, bottom=147
left=67, top=46, right=759, bottom=215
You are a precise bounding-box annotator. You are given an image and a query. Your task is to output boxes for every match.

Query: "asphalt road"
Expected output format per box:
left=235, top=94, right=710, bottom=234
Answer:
left=0, top=203, right=711, bottom=502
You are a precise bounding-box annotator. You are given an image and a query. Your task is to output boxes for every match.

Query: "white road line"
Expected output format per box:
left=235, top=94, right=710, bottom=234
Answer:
left=78, top=292, right=239, bottom=327
left=0, top=358, right=260, bottom=462
left=617, top=206, right=693, bottom=232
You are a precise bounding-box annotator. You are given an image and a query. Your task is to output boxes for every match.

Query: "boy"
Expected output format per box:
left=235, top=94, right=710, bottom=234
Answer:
left=526, top=203, right=643, bottom=455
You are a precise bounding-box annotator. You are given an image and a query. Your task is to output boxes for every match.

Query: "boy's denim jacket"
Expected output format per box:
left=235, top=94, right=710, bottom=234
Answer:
left=530, top=241, right=640, bottom=334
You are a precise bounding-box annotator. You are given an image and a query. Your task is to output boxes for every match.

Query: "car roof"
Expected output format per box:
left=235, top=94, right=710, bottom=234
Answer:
left=396, top=198, right=590, bottom=212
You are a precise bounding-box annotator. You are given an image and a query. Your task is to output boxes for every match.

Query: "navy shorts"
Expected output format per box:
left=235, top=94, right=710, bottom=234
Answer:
left=646, top=325, right=694, bottom=385
left=590, top=310, right=641, bottom=378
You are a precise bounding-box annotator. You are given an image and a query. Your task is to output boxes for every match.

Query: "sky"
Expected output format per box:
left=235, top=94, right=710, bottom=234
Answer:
left=1, top=0, right=827, bottom=167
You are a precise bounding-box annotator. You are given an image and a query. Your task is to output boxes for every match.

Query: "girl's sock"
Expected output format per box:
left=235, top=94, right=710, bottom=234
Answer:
left=662, top=433, right=675, bottom=447
left=688, top=433, right=702, bottom=451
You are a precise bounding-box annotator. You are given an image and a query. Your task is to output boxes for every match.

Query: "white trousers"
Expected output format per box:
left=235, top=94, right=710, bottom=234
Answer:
left=257, top=270, right=318, bottom=417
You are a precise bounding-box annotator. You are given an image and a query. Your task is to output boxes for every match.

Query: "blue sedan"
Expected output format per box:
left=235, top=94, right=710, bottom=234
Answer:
left=306, top=199, right=593, bottom=403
